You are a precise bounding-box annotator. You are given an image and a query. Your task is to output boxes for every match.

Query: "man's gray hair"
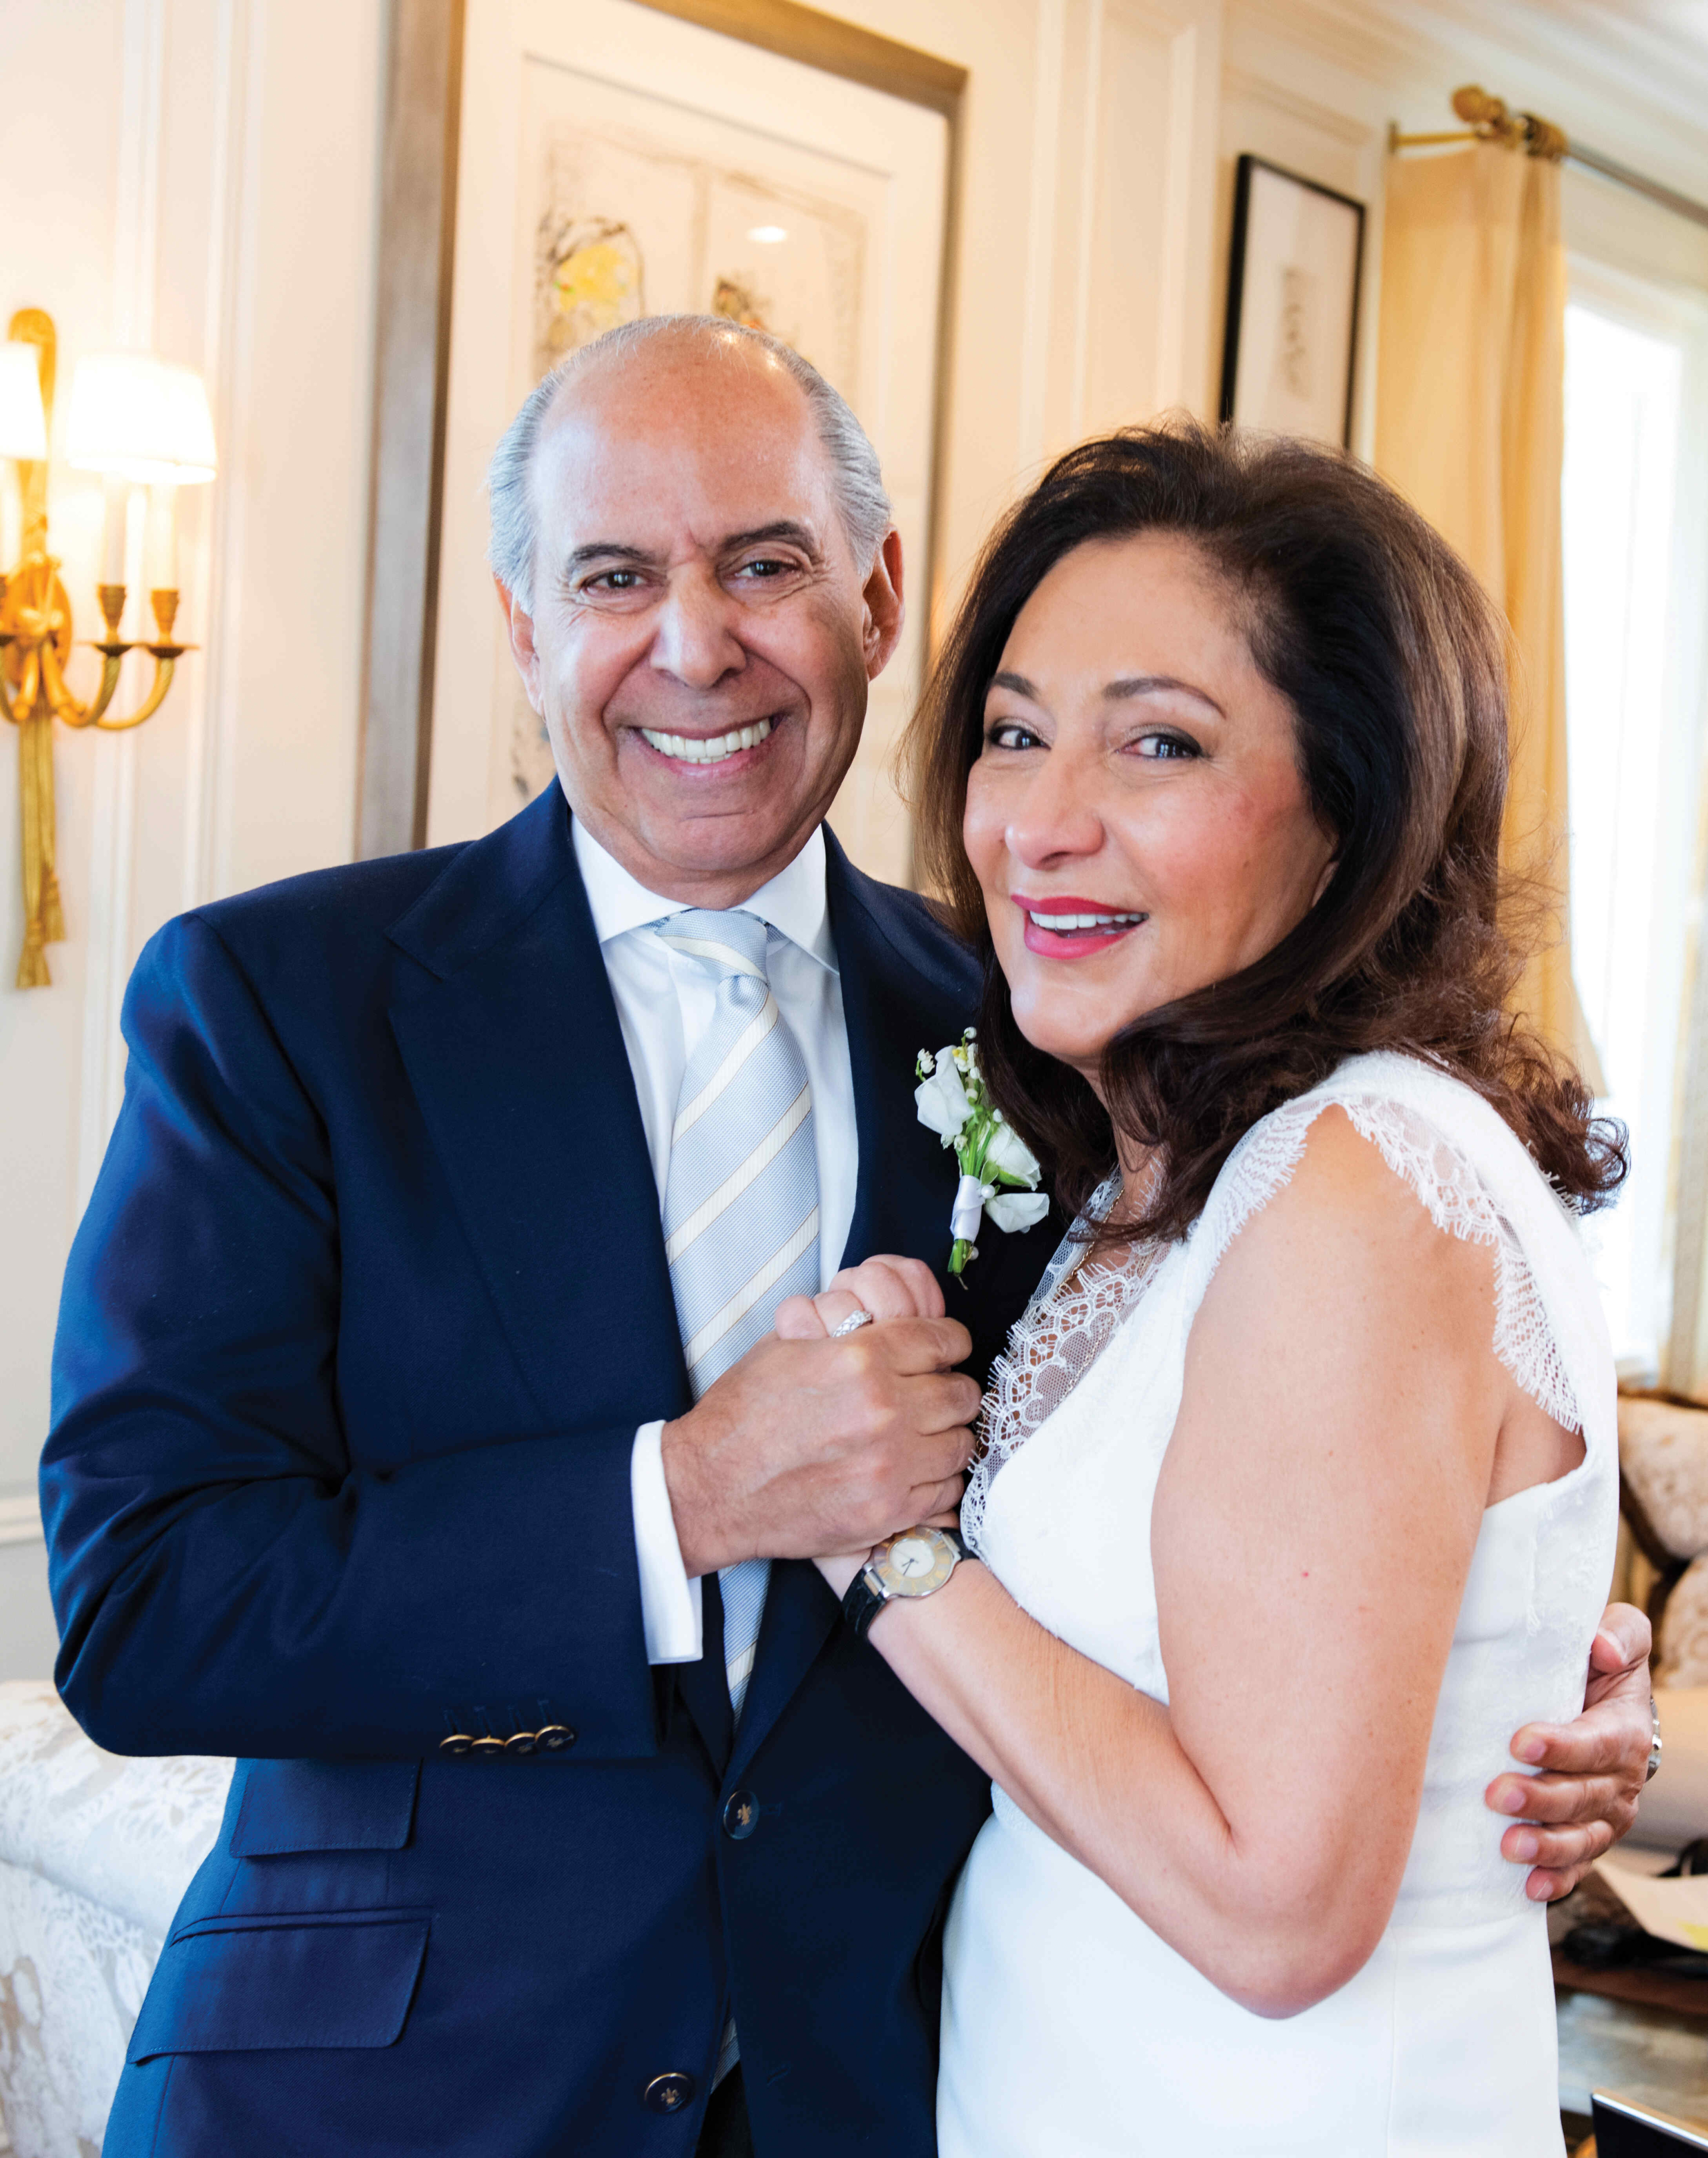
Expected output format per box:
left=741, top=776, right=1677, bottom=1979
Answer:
left=486, top=314, right=893, bottom=612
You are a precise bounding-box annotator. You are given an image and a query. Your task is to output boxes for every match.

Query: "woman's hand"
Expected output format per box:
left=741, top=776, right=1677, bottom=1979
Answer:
left=775, top=1255, right=947, bottom=1343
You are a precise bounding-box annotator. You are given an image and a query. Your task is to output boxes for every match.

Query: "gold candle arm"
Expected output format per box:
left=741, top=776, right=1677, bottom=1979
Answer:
left=95, top=590, right=187, bottom=732
left=35, top=586, right=187, bottom=733
left=39, top=632, right=129, bottom=729
left=94, top=650, right=179, bottom=732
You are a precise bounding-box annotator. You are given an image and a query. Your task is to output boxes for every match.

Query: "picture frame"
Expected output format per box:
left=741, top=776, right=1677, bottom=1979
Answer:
left=1218, top=154, right=1366, bottom=450
left=356, top=0, right=964, bottom=881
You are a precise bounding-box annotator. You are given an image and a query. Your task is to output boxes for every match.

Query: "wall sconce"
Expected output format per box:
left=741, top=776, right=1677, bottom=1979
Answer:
left=0, top=308, right=216, bottom=987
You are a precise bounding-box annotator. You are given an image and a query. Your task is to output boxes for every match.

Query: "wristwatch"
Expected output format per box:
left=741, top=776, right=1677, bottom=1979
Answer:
left=841, top=1524, right=971, bottom=1641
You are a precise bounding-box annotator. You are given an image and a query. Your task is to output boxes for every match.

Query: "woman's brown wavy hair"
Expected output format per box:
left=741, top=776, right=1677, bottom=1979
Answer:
left=906, top=420, right=1627, bottom=1243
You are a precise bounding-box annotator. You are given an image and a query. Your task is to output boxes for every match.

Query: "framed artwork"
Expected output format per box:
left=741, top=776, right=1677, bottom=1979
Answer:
left=1218, top=155, right=1365, bottom=450
left=357, top=0, right=961, bottom=889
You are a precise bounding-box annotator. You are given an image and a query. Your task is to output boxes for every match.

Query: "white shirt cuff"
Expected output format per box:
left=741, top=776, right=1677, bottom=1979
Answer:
left=630, top=1420, right=703, bottom=1664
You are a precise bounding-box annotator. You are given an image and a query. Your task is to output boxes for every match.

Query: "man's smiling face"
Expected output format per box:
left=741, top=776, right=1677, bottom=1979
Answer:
left=498, top=332, right=904, bottom=907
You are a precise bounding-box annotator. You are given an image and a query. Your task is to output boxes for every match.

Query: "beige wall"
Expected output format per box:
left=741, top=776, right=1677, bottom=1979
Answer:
left=0, top=0, right=386, bottom=1668
left=3, top=0, right=1706, bottom=1672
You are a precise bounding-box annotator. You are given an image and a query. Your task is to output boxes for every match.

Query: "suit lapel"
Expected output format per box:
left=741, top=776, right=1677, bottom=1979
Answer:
left=386, top=789, right=690, bottom=1446
left=836, top=861, right=968, bottom=1302
left=728, top=1558, right=839, bottom=1782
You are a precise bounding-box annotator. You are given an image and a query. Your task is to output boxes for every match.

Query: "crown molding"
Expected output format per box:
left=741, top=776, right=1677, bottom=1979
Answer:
left=1230, top=0, right=1708, bottom=206
left=1226, top=0, right=1446, bottom=85
left=1222, top=61, right=1378, bottom=147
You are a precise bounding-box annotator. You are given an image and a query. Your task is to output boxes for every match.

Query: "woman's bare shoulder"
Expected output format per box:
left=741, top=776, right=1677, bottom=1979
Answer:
left=1195, top=1099, right=1496, bottom=1349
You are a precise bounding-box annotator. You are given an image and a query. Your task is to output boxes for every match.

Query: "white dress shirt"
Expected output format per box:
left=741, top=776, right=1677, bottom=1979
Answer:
left=572, top=817, right=858, bottom=1664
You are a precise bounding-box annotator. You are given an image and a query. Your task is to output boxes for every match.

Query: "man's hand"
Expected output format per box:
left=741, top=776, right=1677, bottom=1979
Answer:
left=1486, top=1601, right=1655, bottom=1901
left=661, top=1257, right=979, bottom=1576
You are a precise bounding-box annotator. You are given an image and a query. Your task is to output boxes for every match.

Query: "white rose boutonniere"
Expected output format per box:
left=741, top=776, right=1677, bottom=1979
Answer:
left=913, top=1029, right=1050, bottom=1275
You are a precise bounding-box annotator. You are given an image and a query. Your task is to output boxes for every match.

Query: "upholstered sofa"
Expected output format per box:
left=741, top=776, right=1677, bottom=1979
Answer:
left=1620, top=1393, right=1708, bottom=1687
left=0, top=1683, right=229, bottom=2158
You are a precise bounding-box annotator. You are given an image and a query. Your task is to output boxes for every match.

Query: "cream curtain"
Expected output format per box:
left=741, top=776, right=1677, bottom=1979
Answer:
left=1375, top=140, right=1602, bottom=1085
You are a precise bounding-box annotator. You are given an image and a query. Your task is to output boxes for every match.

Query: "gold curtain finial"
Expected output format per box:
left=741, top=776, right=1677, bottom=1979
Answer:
left=1392, top=84, right=1569, bottom=163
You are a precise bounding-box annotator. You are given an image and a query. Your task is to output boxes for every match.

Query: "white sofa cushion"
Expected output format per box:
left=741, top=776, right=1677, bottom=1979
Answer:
left=0, top=1682, right=230, bottom=1940
left=0, top=1682, right=230, bottom=2158
left=1620, top=1396, right=1708, bottom=1560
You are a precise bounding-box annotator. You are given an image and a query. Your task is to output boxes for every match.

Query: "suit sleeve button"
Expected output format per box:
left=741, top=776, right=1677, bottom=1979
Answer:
left=440, top=1734, right=474, bottom=1757
left=536, top=1724, right=575, bottom=1751
left=469, top=1736, right=506, bottom=1759
left=504, top=1730, right=538, bottom=1756
left=642, top=2072, right=695, bottom=2114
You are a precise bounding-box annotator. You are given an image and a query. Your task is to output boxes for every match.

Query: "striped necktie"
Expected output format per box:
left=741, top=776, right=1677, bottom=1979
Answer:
left=657, top=909, right=819, bottom=1720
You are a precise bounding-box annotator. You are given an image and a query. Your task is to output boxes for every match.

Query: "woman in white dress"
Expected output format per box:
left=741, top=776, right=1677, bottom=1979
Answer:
left=781, top=426, right=1633, bottom=2153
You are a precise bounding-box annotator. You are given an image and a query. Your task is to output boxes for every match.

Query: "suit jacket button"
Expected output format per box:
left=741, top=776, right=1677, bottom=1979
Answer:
left=504, top=1730, right=538, bottom=1756
left=469, top=1736, right=505, bottom=1759
left=440, top=1733, right=474, bottom=1757
left=536, top=1724, right=575, bottom=1751
left=642, top=2072, right=695, bottom=2115
left=723, top=1790, right=759, bottom=1840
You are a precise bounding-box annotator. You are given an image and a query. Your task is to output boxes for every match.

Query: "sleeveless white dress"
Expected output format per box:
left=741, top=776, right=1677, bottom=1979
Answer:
left=939, top=1052, right=1618, bottom=2158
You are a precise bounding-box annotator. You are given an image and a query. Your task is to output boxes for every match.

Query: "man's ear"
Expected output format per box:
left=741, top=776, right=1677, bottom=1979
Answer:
left=861, top=527, right=906, bottom=682
left=494, top=575, right=546, bottom=714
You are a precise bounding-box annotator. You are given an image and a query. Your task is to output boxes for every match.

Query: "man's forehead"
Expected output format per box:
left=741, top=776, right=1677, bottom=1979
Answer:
left=532, top=357, right=837, bottom=551
left=548, top=343, right=829, bottom=479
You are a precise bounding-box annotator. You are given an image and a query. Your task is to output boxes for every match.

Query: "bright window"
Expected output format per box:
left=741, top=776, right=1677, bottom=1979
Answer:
left=1562, top=274, right=1708, bottom=1376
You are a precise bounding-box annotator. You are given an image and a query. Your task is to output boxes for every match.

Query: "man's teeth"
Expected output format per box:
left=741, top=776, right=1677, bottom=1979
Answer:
left=640, top=718, right=773, bottom=764
left=1028, top=910, right=1146, bottom=931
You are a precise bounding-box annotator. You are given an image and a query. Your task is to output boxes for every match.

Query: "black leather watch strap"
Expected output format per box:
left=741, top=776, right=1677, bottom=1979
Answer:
left=840, top=1526, right=969, bottom=1642
left=840, top=1562, right=887, bottom=1642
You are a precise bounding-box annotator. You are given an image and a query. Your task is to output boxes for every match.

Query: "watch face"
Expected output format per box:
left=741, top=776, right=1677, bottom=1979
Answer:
left=874, top=1526, right=957, bottom=1598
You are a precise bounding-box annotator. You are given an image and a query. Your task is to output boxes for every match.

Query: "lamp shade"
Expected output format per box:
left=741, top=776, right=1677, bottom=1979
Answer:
left=65, top=354, right=216, bottom=484
left=0, top=343, right=48, bottom=460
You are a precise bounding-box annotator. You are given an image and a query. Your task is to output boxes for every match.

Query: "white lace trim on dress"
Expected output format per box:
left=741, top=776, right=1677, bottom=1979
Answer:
left=964, top=1176, right=1160, bottom=1550
left=1194, top=1089, right=1582, bottom=1438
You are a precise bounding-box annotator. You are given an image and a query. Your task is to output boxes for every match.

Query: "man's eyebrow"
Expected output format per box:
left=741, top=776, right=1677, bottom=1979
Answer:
left=1104, top=674, right=1225, bottom=717
left=720, top=520, right=824, bottom=558
left=562, top=542, right=661, bottom=574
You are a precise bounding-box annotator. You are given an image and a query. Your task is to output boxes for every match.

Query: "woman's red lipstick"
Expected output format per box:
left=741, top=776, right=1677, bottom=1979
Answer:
left=1013, top=894, right=1148, bottom=959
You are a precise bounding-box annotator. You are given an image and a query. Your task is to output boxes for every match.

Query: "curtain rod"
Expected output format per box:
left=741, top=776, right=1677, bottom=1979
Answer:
left=1390, top=85, right=1708, bottom=237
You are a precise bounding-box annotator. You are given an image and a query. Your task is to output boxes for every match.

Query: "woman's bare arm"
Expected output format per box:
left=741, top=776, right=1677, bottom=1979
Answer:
left=822, top=1110, right=1517, bottom=2017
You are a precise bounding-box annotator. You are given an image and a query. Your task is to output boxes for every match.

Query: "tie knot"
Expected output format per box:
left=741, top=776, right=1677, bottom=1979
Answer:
left=655, top=909, right=771, bottom=983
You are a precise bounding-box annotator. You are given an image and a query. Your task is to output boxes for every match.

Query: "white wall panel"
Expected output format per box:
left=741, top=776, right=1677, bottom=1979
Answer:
left=0, top=0, right=386, bottom=1675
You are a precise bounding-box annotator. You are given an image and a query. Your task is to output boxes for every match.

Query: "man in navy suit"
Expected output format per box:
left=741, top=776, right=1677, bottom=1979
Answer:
left=45, top=318, right=1655, bottom=2157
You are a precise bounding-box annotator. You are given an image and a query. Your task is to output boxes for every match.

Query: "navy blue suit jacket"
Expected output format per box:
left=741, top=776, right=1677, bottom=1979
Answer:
left=43, top=788, right=1056, bottom=2157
